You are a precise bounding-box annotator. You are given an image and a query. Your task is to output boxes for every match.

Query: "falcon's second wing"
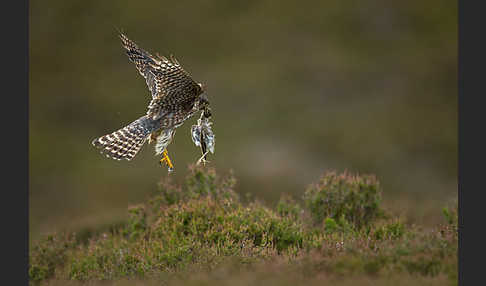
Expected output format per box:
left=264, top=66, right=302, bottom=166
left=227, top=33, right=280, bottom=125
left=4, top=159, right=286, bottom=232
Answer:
left=119, top=32, right=164, bottom=99
left=119, top=32, right=203, bottom=121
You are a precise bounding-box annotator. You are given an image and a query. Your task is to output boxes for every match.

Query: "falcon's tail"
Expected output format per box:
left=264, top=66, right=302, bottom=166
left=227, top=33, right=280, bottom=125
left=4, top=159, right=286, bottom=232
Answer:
left=92, top=116, right=156, bottom=161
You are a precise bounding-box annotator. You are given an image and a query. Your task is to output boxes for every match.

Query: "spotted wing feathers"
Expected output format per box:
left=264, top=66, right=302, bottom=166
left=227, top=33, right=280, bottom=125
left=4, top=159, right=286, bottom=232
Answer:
left=119, top=32, right=164, bottom=99
left=119, top=32, right=201, bottom=97
left=118, top=32, right=203, bottom=121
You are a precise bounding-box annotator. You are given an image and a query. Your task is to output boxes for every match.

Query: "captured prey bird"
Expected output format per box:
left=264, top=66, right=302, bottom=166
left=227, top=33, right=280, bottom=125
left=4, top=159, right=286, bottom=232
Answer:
left=92, top=31, right=215, bottom=172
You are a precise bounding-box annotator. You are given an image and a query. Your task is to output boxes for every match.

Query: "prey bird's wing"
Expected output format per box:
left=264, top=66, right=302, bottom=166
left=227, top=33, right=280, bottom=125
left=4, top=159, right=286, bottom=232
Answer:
left=119, top=32, right=202, bottom=120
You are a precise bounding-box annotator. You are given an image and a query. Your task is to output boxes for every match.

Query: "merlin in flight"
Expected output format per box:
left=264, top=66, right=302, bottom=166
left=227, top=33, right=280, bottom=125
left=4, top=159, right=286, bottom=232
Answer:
left=92, top=32, right=215, bottom=172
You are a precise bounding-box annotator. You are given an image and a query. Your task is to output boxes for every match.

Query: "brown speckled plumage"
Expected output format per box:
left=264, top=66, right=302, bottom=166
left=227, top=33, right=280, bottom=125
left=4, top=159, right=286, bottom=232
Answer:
left=92, top=32, right=210, bottom=163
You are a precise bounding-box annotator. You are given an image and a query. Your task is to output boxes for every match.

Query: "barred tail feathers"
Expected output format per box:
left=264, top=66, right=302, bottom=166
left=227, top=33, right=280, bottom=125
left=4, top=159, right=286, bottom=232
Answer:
left=92, top=116, right=156, bottom=161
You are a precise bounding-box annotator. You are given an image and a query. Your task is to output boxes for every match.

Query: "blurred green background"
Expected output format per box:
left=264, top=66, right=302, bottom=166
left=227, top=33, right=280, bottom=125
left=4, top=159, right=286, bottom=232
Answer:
left=30, top=0, right=456, bottom=242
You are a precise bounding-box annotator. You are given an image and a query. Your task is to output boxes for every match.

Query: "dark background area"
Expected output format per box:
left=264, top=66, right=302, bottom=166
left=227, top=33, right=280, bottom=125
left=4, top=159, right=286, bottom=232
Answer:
left=30, top=0, right=456, bottom=242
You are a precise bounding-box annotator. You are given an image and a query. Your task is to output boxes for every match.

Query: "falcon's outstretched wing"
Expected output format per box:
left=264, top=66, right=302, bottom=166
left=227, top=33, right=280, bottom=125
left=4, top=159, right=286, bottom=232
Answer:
left=119, top=32, right=203, bottom=120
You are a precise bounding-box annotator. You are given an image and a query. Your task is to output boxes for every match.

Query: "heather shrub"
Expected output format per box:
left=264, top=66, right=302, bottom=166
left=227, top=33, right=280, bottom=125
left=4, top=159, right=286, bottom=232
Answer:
left=442, top=199, right=458, bottom=230
left=29, top=167, right=457, bottom=285
left=276, top=194, right=302, bottom=220
left=62, top=166, right=305, bottom=281
left=123, top=204, right=147, bottom=241
left=29, top=233, right=76, bottom=282
left=372, top=219, right=405, bottom=241
left=303, top=170, right=384, bottom=229
left=150, top=165, right=239, bottom=210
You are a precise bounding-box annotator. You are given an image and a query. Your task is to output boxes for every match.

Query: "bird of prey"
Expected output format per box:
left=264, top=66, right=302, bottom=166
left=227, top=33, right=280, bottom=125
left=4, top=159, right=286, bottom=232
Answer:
left=92, top=31, right=215, bottom=172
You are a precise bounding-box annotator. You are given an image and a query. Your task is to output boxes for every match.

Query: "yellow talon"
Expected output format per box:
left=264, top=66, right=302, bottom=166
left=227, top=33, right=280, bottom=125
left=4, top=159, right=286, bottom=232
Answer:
left=159, top=149, right=174, bottom=172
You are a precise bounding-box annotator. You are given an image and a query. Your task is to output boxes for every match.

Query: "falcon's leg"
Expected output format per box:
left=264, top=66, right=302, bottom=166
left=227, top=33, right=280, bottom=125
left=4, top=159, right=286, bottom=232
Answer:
left=159, top=149, right=174, bottom=172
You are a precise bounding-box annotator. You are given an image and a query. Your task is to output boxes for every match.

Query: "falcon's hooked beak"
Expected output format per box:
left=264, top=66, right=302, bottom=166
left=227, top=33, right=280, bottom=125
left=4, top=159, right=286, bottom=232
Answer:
left=198, top=82, right=206, bottom=92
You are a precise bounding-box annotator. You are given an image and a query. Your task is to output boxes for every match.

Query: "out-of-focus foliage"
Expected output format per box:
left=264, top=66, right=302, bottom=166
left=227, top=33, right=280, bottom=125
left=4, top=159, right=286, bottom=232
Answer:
left=30, top=0, right=457, bottom=240
left=303, top=170, right=384, bottom=228
left=29, top=167, right=457, bottom=285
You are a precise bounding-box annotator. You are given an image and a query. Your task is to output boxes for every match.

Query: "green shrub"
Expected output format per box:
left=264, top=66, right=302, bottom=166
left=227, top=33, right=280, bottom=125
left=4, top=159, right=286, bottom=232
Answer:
left=373, top=220, right=405, bottom=240
left=150, top=165, right=239, bottom=211
left=323, top=217, right=338, bottom=233
left=403, top=256, right=442, bottom=276
left=186, top=165, right=218, bottom=198
left=62, top=167, right=305, bottom=280
left=442, top=199, right=458, bottom=230
left=123, top=204, right=147, bottom=240
left=276, top=194, right=302, bottom=220
left=151, top=177, right=184, bottom=207
left=152, top=197, right=303, bottom=253
left=29, top=167, right=457, bottom=285
left=29, top=233, right=76, bottom=282
left=303, top=170, right=384, bottom=229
